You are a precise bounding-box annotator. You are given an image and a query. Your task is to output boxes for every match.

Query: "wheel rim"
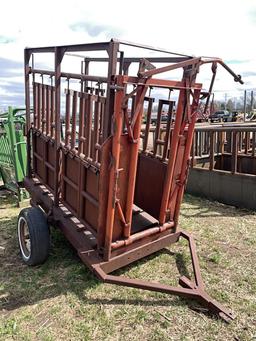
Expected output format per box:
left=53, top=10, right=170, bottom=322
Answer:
left=18, top=216, right=31, bottom=260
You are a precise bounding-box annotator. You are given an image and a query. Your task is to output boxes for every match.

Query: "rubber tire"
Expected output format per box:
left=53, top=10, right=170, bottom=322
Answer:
left=17, top=207, right=50, bottom=265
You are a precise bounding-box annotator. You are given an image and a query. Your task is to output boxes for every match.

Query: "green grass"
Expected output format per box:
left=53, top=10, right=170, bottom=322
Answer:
left=0, top=191, right=256, bottom=340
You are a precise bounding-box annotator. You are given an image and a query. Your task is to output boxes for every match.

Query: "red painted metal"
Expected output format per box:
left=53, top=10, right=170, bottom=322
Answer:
left=23, top=39, right=242, bottom=322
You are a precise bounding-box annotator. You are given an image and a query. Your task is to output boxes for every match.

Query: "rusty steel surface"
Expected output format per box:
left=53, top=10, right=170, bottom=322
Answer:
left=23, top=39, right=242, bottom=321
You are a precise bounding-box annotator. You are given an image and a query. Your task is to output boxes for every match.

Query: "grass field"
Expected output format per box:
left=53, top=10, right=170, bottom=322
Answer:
left=0, top=192, right=255, bottom=340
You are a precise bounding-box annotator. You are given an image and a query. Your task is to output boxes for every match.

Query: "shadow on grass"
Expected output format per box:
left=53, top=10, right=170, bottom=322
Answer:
left=181, top=194, right=253, bottom=218
left=0, top=214, right=195, bottom=313
left=0, top=213, right=98, bottom=312
left=0, top=190, right=18, bottom=209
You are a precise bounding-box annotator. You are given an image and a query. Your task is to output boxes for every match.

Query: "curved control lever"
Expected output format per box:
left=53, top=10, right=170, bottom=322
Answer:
left=138, top=56, right=244, bottom=85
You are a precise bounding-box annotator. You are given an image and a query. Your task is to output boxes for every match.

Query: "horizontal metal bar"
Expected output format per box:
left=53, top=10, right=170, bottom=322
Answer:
left=122, top=76, right=202, bottom=90
left=99, top=230, right=180, bottom=273
left=25, top=41, right=110, bottom=54
left=25, top=47, right=55, bottom=53
left=30, top=68, right=54, bottom=76
left=45, top=161, right=55, bottom=172
left=195, top=125, right=256, bottom=132
left=66, top=54, right=190, bottom=64
left=63, top=175, right=78, bottom=191
left=81, top=190, right=99, bottom=207
left=114, top=39, right=193, bottom=57
left=111, top=221, right=174, bottom=250
left=25, top=39, right=193, bottom=57
left=30, top=68, right=108, bottom=83
left=61, top=72, right=108, bottom=83
left=33, top=151, right=43, bottom=161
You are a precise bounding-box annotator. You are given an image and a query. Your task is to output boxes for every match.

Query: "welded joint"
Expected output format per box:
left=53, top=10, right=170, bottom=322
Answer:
left=109, top=84, right=125, bottom=91
left=179, top=276, right=234, bottom=322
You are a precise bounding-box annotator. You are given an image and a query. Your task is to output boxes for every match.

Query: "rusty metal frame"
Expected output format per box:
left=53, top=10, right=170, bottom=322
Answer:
left=23, top=39, right=242, bottom=322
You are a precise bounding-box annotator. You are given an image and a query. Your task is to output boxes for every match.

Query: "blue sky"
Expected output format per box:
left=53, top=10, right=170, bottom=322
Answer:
left=0, top=0, right=256, bottom=109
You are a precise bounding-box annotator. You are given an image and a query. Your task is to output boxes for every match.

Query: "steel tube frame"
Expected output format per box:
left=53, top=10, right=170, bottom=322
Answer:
left=103, top=80, right=125, bottom=260
left=23, top=39, right=243, bottom=322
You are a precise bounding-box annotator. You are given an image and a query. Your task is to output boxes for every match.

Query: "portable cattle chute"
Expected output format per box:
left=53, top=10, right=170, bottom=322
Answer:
left=19, top=39, right=243, bottom=322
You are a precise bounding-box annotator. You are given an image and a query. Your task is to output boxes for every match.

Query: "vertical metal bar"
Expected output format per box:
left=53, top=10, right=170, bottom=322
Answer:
left=216, top=131, right=219, bottom=154
left=103, top=41, right=119, bottom=141
left=252, top=132, right=256, bottom=157
left=37, top=83, right=42, bottom=131
left=220, top=131, right=225, bottom=153
left=99, top=98, right=105, bottom=145
left=191, top=134, right=195, bottom=167
left=84, top=94, right=93, bottom=158
left=123, top=62, right=131, bottom=76
left=239, top=132, right=243, bottom=152
left=242, top=132, right=245, bottom=152
left=31, top=54, right=35, bottom=130
left=24, top=49, right=31, bottom=132
left=33, top=82, right=38, bottom=130
left=124, top=85, right=148, bottom=238
left=65, top=89, right=71, bottom=145
left=204, top=62, right=217, bottom=115
left=41, top=84, right=46, bottom=133
left=84, top=59, right=89, bottom=91
left=50, top=85, right=55, bottom=138
left=245, top=132, right=249, bottom=154
left=209, top=131, right=215, bottom=171
left=202, top=131, right=205, bottom=155
left=243, top=90, right=247, bottom=122
left=131, top=95, right=136, bottom=120
left=199, top=131, right=202, bottom=157
left=159, top=76, right=187, bottom=225
left=119, top=51, right=124, bottom=75
left=78, top=162, right=85, bottom=218
left=80, top=61, right=84, bottom=93
left=71, top=91, right=78, bottom=150
left=46, top=85, right=50, bottom=136
left=162, top=101, right=174, bottom=160
left=231, top=131, right=238, bottom=174
left=219, top=130, right=225, bottom=169
left=195, top=131, right=198, bottom=156
left=142, top=97, right=153, bottom=152
left=53, top=47, right=63, bottom=206
left=226, top=131, right=232, bottom=153
left=93, top=98, right=100, bottom=162
left=104, top=81, right=124, bottom=260
left=251, top=90, right=254, bottom=113
left=78, top=93, right=85, bottom=155
left=173, top=89, right=201, bottom=227
left=153, top=100, right=163, bottom=156
left=204, top=132, right=208, bottom=155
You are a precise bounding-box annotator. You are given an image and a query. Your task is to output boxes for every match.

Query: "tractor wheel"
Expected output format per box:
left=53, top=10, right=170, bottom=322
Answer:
left=17, top=207, right=50, bottom=265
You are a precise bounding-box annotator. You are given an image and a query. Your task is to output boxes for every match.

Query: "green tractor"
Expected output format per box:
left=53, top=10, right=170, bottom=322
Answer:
left=0, top=107, right=29, bottom=203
